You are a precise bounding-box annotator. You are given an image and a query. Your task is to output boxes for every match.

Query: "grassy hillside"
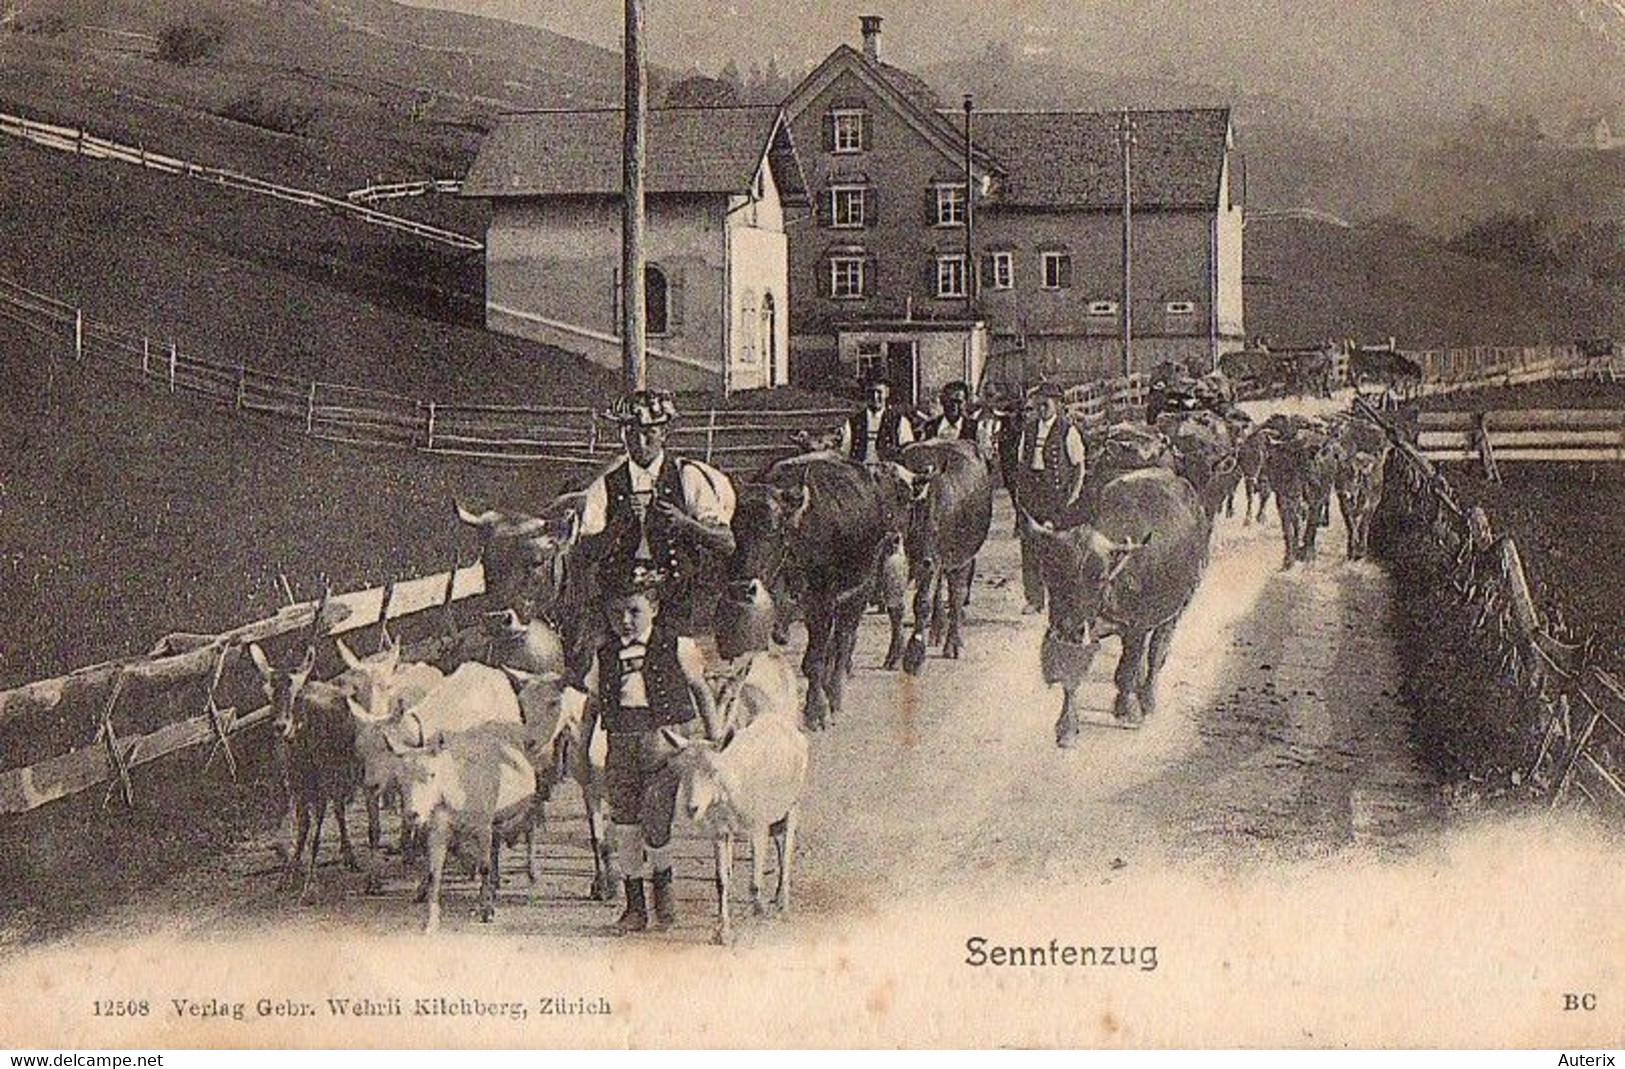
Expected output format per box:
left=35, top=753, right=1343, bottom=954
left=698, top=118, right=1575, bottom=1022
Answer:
left=1245, top=217, right=1625, bottom=349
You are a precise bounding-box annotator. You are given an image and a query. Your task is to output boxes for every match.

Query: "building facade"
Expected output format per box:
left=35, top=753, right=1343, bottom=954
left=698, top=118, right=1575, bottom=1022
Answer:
left=783, top=17, right=1245, bottom=393
left=462, top=106, right=808, bottom=393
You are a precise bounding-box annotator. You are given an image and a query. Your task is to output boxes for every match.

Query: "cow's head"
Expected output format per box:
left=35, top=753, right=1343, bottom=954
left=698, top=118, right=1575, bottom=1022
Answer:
left=729, top=481, right=811, bottom=586
left=248, top=643, right=316, bottom=743
left=456, top=496, right=583, bottom=623
left=334, top=634, right=401, bottom=718
left=715, top=576, right=777, bottom=661
left=661, top=728, right=728, bottom=825
left=1022, top=519, right=1150, bottom=624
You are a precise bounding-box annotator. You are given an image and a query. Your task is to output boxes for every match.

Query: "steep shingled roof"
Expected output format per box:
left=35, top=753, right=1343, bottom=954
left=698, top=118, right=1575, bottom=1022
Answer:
left=966, top=109, right=1234, bottom=210
left=462, top=105, right=808, bottom=204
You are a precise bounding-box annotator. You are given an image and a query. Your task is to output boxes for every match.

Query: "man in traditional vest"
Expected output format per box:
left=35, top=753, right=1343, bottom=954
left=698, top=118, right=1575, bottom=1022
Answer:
left=837, top=378, right=915, bottom=465
left=1015, top=381, right=1088, bottom=614
left=576, top=566, right=721, bottom=933
left=919, top=380, right=992, bottom=454
left=577, top=389, right=736, bottom=634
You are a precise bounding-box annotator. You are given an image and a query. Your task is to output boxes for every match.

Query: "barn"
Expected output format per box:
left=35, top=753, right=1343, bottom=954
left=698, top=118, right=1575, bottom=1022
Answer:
left=462, top=105, right=810, bottom=393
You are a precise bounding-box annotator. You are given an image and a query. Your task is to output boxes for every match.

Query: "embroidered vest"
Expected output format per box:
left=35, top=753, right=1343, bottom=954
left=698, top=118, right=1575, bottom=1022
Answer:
left=923, top=413, right=980, bottom=442
left=848, top=408, right=905, bottom=464
left=603, top=457, right=687, bottom=578
left=1021, top=416, right=1082, bottom=508
left=597, top=626, right=697, bottom=733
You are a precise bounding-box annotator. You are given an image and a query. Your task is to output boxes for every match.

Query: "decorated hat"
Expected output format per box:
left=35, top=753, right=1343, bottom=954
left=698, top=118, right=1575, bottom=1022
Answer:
left=1027, top=380, right=1065, bottom=400
left=605, top=389, right=678, bottom=427
left=939, top=380, right=970, bottom=400
left=601, top=563, right=668, bottom=601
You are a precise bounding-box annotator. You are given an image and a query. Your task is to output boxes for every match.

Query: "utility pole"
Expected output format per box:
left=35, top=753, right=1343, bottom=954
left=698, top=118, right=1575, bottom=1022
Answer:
left=1117, top=109, right=1136, bottom=377
left=621, top=0, right=648, bottom=390
left=962, top=94, right=975, bottom=321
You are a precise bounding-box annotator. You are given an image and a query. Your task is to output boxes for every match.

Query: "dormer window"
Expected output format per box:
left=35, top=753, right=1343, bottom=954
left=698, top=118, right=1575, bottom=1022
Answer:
left=1088, top=300, right=1120, bottom=317
left=1165, top=300, right=1195, bottom=315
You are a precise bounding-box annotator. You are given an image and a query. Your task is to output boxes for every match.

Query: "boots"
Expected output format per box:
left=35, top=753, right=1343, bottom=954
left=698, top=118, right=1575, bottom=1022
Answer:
left=614, top=878, right=648, bottom=934
left=651, top=867, right=677, bottom=930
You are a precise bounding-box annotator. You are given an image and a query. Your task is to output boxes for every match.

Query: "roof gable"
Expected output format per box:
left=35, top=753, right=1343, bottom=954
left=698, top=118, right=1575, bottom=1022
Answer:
left=462, top=106, right=808, bottom=203
left=968, top=109, right=1233, bottom=210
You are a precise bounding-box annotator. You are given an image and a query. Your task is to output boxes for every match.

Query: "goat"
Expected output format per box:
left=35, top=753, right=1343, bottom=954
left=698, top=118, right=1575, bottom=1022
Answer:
left=663, top=688, right=809, bottom=945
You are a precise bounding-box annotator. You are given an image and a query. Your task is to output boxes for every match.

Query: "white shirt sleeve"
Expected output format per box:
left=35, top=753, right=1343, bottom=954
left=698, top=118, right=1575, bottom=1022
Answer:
left=897, top=414, right=916, bottom=447
left=836, top=420, right=854, bottom=456
left=676, top=636, right=708, bottom=683
left=1065, top=425, right=1087, bottom=468
left=578, top=653, right=600, bottom=695
left=577, top=471, right=611, bottom=537
left=679, top=459, right=736, bottom=526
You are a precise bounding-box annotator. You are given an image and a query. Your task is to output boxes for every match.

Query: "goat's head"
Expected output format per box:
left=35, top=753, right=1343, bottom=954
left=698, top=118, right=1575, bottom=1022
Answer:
left=249, top=643, right=316, bottom=743
left=661, top=728, right=725, bottom=824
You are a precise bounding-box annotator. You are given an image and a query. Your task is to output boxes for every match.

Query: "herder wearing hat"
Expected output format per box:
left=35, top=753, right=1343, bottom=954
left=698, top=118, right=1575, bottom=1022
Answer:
left=576, top=389, right=737, bottom=633
left=574, top=563, right=722, bottom=933
left=837, top=374, right=915, bottom=466
left=1014, top=381, right=1087, bottom=614
left=919, top=380, right=991, bottom=454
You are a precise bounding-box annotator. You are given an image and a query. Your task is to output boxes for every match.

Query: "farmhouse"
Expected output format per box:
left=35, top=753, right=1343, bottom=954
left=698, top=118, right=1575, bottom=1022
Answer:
left=462, top=106, right=809, bottom=392
left=782, top=16, right=1245, bottom=396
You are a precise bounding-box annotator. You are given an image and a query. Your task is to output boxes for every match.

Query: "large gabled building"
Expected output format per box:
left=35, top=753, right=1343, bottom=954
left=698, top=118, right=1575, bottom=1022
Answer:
left=782, top=16, right=1245, bottom=398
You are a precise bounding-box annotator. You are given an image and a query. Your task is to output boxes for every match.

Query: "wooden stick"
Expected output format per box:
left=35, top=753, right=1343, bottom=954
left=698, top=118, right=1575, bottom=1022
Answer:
left=97, top=670, right=135, bottom=810
left=199, top=643, right=240, bottom=782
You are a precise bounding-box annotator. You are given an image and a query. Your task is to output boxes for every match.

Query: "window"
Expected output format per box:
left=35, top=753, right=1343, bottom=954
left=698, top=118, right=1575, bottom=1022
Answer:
left=832, top=109, right=865, bottom=154
left=1088, top=300, right=1120, bottom=316
left=646, top=265, right=669, bottom=335
left=1165, top=300, right=1196, bottom=315
left=934, top=184, right=966, bottom=227
left=1041, top=251, right=1072, bottom=290
left=856, top=341, right=884, bottom=382
left=830, top=185, right=867, bottom=229
left=830, top=257, right=866, bottom=300
left=984, top=251, right=1014, bottom=291
left=936, top=255, right=967, bottom=299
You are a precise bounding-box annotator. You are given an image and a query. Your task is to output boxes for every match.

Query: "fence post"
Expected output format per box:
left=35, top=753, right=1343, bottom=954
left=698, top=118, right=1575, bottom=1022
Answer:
left=72, top=308, right=84, bottom=362
left=141, top=337, right=150, bottom=376
left=235, top=362, right=246, bottom=411
left=705, top=407, right=717, bottom=464
left=305, top=382, right=317, bottom=434
left=425, top=401, right=437, bottom=450
left=167, top=341, right=177, bottom=393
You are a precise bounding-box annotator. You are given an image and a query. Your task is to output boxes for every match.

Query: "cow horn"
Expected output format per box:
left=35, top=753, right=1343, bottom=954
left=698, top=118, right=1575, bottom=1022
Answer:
left=501, top=665, right=538, bottom=689
left=1215, top=454, right=1239, bottom=476
left=455, top=501, right=499, bottom=527
left=787, top=483, right=812, bottom=527
left=247, top=643, right=274, bottom=682
left=659, top=725, right=692, bottom=752
left=335, top=637, right=365, bottom=671
left=346, top=695, right=393, bottom=727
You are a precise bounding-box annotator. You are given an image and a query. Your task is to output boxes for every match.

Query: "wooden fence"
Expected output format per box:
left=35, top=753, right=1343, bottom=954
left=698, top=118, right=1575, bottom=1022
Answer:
left=1405, top=343, right=1615, bottom=398
left=1417, top=409, right=1625, bottom=468
left=1361, top=398, right=1624, bottom=813
left=0, top=276, right=851, bottom=475
left=0, top=109, right=483, bottom=251
left=0, top=563, right=486, bottom=817
left=345, top=178, right=464, bottom=205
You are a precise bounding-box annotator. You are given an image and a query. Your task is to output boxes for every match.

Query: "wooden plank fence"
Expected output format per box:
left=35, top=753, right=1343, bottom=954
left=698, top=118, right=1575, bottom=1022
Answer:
left=1418, top=410, right=1625, bottom=465
left=345, top=178, right=464, bottom=205
left=0, top=562, right=487, bottom=817
left=1359, top=398, right=1624, bottom=813
left=0, top=109, right=482, bottom=251
left=0, top=276, right=851, bottom=476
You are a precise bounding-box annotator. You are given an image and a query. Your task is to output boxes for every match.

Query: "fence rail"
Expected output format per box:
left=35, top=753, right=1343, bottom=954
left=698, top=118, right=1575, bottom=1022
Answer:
left=345, top=178, right=464, bottom=204
left=1361, top=398, right=1624, bottom=813
left=1418, top=410, right=1625, bottom=465
left=0, top=109, right=482, bottom=251
left=0, top=277, right=850, bottom=475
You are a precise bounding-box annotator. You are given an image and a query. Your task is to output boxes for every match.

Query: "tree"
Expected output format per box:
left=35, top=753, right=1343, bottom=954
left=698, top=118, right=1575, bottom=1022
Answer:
left=1446, top=212, right=1558, bottom=272
left=662, top=74, right=741, bottom=108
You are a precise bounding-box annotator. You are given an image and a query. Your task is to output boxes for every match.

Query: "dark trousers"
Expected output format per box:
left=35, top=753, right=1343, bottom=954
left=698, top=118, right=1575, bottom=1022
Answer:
left=1020, top=530, right=1046, bottom=611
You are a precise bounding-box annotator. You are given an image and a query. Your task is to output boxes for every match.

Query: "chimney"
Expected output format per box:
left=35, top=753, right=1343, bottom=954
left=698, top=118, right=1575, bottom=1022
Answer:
left=860, top=15, right=882, bottom=62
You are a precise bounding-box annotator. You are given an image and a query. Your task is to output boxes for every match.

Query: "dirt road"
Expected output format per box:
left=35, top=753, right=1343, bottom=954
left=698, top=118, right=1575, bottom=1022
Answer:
left=51, top=462, right=1444, bottom=947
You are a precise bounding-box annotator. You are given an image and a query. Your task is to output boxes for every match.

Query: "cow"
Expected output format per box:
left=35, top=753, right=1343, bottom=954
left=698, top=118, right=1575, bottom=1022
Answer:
left=248, top=644, right=367, bottom=901
left=1331, top=414, right=1393, bottom=561
left=662, top=679, right=809, bottom=945
left=1349, top=348, right=1422, bottom=405
left=1156, top=410, right=1242, bottom=519
left=1258, top=414, right=1340, bottom=568
left=1285, top=348, right=1336, bottom=399
left=1085, top=422, right=1178, bottom=483
left=1229, top=419, right=1273, bottom=526
left=879, top=440, right=995, bottom=674
left=1219, top=349, right=1293, bottom=400
left=1022, top=466, right=1212, bottom=747
left=730, top=453, right=889, bottom=730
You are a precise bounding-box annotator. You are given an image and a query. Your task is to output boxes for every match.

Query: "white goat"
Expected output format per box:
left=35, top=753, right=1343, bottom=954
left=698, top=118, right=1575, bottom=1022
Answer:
left=662, top=671, right=809, bottom=945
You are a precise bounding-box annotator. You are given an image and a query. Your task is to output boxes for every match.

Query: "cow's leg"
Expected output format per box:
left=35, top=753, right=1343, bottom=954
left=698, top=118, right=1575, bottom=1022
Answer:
left=301, top=801, right=326, bottom=903
left=772, top=810, right=795, bottom=914
left=801, top=600, right=833, bottom=731
left=714, top=833, right=734, bottom=946
left=281, top=796, right=310, bottom=888
left=477, top=825, right=499, bottom=923
left=423, top=819, right=449, bottom=934
left=1278, top=504, right=1298, bottom=569
left=365, top=788, right=382, bottom=851
left=928, top=570, right=947, bottom=648
left=582, top=773, right=618, bottom=902
left=1055, top=686, right=1080, bottom=749
left=943, top=563, right=971, bottom=660
left=902, top=559, right=938, bottom=675
left=1140, top=618, right=1180, bottom=717
left=881, top=602, right=906, bottom=671
left=828, top=594, right=865, bottom=722
left=334, top=793, right=361, bottom=872
left=1113, top=629, right=1149, bottom=725
left=749, top=829, right=769, bottom=916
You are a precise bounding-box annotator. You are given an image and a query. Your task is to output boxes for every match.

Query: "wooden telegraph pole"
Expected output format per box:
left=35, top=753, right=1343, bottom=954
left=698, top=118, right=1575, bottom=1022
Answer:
left=962, top=94, right=975, bottom=321
left=622, top=0, right=648, bottom=390
left=1117, top=109, right=1136, bottom=377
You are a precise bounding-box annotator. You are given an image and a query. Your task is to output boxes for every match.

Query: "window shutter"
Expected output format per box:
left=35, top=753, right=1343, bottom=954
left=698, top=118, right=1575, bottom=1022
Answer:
left=820, top=259, right=834, bottom=299
left=924, top=186, right=937, bottom=226
left=825, top=188, right=837, bottom=228
left=865, top=187, right=877, bottom=228
left=612, top=266, right=622, bottom=327
left=859, top=111, right=872, bottom=152
left=864, top=255, right=877, bottom=298
left=924, top=257, right=940, bottom=298
left=667, top=267, right=684, bottom=331
left=979, top=254, right=994, bottom=291
left=822, top=111, right=836, bottom=152
left=1058, top=256, right=1074, bottom=289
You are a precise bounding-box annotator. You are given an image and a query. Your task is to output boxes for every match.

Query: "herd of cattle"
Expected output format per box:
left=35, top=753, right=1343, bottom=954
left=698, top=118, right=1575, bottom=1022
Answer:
left=242, top=371, right=1397, bottom=938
